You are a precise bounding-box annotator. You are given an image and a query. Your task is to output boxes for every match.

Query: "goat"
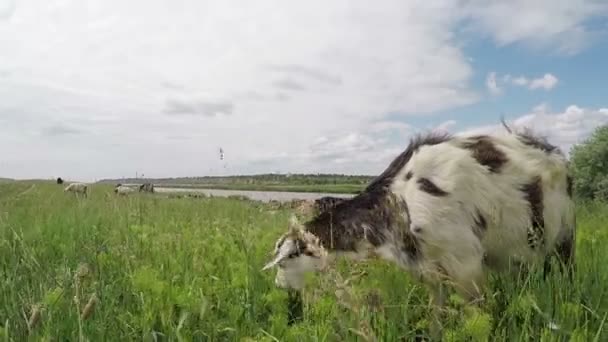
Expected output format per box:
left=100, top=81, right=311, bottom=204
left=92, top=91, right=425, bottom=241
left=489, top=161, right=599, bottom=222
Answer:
left=139, top=182, right=155, bottom=193
left=64, top=182, right=89, bottom=198
left=262, top=127, right=575, bottom=339
left=114, top=184, right=135, bottom=196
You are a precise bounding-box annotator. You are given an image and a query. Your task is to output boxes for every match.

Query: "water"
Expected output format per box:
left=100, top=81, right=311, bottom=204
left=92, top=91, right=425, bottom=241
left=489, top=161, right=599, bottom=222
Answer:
left=154, top=187, right=354, bottom=203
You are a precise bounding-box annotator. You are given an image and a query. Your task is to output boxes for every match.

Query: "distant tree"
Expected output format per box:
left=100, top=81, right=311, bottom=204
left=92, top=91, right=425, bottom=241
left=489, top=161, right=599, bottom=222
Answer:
left=570, top=124, right=608, bottom=201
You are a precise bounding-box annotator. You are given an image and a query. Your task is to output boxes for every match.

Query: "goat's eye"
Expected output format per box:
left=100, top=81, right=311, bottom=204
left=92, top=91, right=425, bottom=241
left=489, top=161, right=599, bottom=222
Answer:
left=287, top=251, right=299, bottom=258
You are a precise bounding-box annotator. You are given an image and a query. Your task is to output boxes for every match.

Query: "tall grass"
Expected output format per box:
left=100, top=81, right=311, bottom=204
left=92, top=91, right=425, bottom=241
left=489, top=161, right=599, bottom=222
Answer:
left=0, top=182, right=606, bottom=341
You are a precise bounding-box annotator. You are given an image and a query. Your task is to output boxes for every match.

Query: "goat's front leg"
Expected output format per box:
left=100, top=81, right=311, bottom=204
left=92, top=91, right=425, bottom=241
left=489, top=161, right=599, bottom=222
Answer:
left=449, top=251, right=487, bottom=306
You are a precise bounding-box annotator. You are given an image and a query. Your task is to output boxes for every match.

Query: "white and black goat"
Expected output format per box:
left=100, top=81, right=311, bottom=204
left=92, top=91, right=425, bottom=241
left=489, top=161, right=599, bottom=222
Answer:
left=139, top=182, right=155, bottom=193
left=64, top=182, right=89, bottom=198
left=262, top=126, right=576, bottom=338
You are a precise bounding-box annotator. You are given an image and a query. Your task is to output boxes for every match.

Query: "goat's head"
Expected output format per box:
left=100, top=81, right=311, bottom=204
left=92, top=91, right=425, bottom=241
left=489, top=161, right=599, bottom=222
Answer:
left=262, top=215, right=328, bottom=290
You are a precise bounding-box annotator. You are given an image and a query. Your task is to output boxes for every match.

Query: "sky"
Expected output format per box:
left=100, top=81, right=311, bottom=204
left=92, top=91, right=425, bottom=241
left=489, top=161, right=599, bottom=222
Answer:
left=1, top=0, right=608, bottom=181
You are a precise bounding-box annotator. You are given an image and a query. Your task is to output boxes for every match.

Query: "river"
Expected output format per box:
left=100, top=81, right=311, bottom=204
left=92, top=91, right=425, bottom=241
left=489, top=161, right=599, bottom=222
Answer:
left=154, top=187, right=354, bottom=203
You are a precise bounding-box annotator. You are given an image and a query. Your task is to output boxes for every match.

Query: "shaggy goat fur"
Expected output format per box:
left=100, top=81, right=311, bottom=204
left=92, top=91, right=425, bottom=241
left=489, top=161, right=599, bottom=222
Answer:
left=263, top=126, right=576, bottom=338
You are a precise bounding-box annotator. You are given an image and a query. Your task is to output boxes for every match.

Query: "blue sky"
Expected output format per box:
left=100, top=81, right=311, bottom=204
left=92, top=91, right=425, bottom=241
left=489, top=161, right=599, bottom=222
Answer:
left=1, top=1, right=608, bottom=180
left=392, top=26, right=608, bottom=133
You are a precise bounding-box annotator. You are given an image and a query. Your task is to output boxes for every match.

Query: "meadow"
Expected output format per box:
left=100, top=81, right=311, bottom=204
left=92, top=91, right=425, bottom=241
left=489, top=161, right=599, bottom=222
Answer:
left=0, top=181, right=607, bottom=341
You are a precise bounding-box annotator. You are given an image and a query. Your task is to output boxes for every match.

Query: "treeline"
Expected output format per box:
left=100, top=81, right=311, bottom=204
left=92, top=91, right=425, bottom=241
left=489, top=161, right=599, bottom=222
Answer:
left=97, top=173, right=375, bottom=186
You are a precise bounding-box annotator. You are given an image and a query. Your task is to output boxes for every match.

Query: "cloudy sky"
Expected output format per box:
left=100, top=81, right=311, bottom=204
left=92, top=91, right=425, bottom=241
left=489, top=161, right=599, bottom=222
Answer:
left=1, top=0, right=608, bottom=181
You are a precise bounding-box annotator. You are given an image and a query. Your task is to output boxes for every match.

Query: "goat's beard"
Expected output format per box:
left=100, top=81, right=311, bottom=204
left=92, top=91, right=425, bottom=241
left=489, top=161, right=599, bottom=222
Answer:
left=275, top=267, right=306, bottom=290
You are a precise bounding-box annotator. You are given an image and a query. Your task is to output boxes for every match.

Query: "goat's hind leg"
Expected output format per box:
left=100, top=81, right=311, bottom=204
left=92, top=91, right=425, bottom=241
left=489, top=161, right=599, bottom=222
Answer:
left=556, top=228, right=576, bottom=282
left=543, top=229, right=576, bottom=282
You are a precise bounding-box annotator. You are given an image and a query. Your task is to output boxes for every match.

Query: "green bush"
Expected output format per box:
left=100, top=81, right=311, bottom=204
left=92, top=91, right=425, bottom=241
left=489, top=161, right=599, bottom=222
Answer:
left=570, top=124, right=608, bottom=201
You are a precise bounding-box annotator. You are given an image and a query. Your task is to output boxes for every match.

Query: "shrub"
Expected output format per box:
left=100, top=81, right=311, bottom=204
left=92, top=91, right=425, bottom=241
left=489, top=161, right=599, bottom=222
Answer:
left=570, top=124, right=608, bottom=201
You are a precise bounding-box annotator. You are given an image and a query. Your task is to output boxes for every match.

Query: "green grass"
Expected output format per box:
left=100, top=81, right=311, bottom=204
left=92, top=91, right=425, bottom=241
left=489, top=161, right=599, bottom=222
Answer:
left=1, top=182, right=607, bottom=341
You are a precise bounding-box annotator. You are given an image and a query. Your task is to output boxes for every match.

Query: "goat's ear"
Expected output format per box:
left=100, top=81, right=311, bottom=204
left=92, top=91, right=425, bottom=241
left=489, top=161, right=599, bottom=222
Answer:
left=262, top=238, right=294, bottom=271
left=262, top=255, right=282, bottom=271
left=288, top=214, right=304, bottom=235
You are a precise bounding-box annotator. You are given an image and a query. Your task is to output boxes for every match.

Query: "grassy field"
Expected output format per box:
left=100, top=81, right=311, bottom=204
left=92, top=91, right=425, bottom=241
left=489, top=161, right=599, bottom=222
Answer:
left=0, top=181, right=607, bottom=341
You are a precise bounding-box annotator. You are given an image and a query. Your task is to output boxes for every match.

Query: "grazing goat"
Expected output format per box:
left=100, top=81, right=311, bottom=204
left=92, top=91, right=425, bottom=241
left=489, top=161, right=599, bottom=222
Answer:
left=114, top=184, right=135, bottom=196
left=139, top=183, right=155, bottom=193
left=262, top=127, right=575, bottom=339
left=64, top=182, right=89, bottom=198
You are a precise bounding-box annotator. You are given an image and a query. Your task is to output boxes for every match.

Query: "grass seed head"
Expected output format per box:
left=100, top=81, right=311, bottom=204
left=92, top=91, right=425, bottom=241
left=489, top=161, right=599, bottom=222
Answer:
left=75, top=262, right=91, bottom=282
left=80, top=293, right=98, bottom=320
left=27, top=304, right=42, bottom=332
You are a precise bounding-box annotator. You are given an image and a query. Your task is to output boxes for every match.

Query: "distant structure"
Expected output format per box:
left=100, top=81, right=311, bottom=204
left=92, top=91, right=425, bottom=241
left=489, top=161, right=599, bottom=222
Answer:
left=56, top=177, right=64, bottom=185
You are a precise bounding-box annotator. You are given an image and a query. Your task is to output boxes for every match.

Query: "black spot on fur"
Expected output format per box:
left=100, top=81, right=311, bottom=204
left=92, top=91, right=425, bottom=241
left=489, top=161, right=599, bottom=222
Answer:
left=297, top=133, right=448, bottom=262
left=405, top=171, right=413, bottom=180
left=304, top=189, right=420, bottom=263
left=365, top=131, right=452, bottom=193
left=401, top=235, right=420, bottom=261
left=461, top=135, right=508, bottom=173
left=566, top=175, right=573, bottom=198
left=472, top=209, right=487, bottom=240
left=417, top=177, right=449, bottom=197
left=400, top=197, right=420, bottom=261
left=521, top=176, right=545, bottom=250
left=305, top=189, right=388, bottom=251
left=516, top=128, right=558, bottom=154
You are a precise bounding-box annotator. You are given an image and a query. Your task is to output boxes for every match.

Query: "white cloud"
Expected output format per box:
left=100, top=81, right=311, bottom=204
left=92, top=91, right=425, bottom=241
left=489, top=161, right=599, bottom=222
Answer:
left=459, top=0, right=608, bottom=55
left=493, top=72, right=559, bottom=93
left=486, top=72, right=502, bottom=95
left=0, top=1, right=606, bottom=180
left=0, top=0, right=478, bottom=180
left=528, top=73, right=559, bottom=90
left=460, top=104, right=608, bottom=155
left=0, top=0, right=16, bottom=20
left=512, top=77, right=531, bottom=87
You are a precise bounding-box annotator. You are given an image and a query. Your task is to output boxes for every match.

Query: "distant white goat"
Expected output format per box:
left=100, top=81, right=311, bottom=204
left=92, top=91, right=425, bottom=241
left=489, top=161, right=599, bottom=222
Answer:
left=64, top=182, right=89, bottom=198
left=114, top=184, right=135, bottom=196
left=263, top=125, right=575, bottom=339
